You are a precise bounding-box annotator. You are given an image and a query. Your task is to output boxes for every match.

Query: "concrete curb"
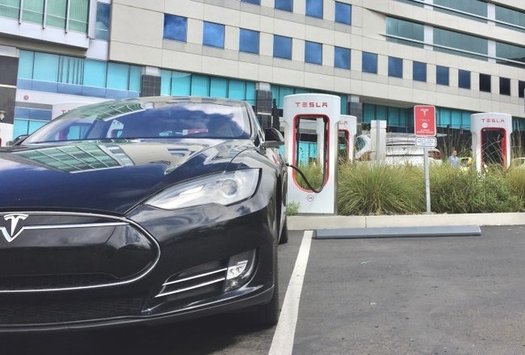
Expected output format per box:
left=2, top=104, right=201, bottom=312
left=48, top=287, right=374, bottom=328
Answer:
left=288, top=212, right=525, bottom=230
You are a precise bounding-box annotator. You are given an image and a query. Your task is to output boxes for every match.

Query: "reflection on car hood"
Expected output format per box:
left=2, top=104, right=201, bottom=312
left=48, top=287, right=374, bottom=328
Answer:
left=0, top=139, right=252, bottom=214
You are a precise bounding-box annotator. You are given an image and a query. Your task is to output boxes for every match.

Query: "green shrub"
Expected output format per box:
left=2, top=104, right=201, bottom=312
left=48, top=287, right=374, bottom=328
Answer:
left=505, top=168, right=525, bottom=210
left=286, top=201, right=300, bottom=216
left=337, top=162, right=425, bottom=215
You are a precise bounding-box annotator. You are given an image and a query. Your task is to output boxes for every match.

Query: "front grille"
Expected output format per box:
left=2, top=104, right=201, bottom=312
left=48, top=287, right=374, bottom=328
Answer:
left=156, top=260, right=227, bottom=303
left=0, top=274, right=117, bottom=291
left=0, top=296, right=143, bottom=325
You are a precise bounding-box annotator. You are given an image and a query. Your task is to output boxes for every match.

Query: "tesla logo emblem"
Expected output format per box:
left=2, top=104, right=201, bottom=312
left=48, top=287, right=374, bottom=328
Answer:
left=0, top=213, right=29, bottom=243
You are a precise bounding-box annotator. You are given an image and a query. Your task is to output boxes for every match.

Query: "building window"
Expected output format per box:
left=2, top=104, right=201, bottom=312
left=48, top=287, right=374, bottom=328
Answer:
left=496, top=42, right=525, bottom=66
left=335, top=2, right=351, bottom=25
left=436, top=65, right=449, bottom=86
left=22, top=0, right=44, bottom=24
left=386, top=17, right=424, bottom=48
left=69, top=0, right=89, bottom=33
left=519, top=80, right=525, bottom=98
left=305, top=41, right=322, bottom=65
left=496, top=5, right=525, bottom=31
left=0, top=0, right=20, bottom=19
left=388, top=56, right=403, bottom=78
left=458, top=69, right=471, bottom=89
left=164, top=15, right=187, bottom=42
left=479, top=73, right=491, bottom=92
left=273, top=35, right=292, bottom=59
left=433, top=0, right=487, bottom=21
left=413, top=61, right=426, bottom=82
left=239, top=28, right=259, bottom=54
left=334, top=47, right=350, bottom=69
left=241, top=0, right=260, bottom=4
left=46, top=0, right=67, bottom=29
left=306, top=0, right=323, bottom=18
left=500, top=77, right=510, bottom=96
left=275, top=0, right=292, bottom=12
left=203, top=21, right=225, bottom=48
left=95, top=2, right=110, bottom=40
left=362, top=52, right=378, bottom=74
left=433, top=28, right=488, bottom=60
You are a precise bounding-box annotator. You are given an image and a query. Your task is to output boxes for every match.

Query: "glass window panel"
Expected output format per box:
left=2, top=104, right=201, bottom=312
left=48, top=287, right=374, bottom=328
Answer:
left=496, top=5, right=525, bottom=31
left=129, top=66, right=142, bottom=93
left=362, top=52, right=377, bottom=74
left=0, top=0, right=20, bottom=19
left=496, top=42, right=525, bottom=65
left=164, top=14, right=187, bottom=42
left=160, top=70, right=171, bottom=96
left=334, top=47, right=350, bottom=69
left=519, top=80, right=525, bottom=98
left=305, top=41, right=322, bottom=65
left=239, top=28, right=259, bottom=54
left=362, top=104, right=374, bottom=123
left=436, top=65, right=449, bottom=86
left=68, top=0, right=89, bottom=33
left=28, top=120, right=46, bottom=134
left=386, top=17, right=424, bottom=48
left=388, top=56, right=403, bottom=78
left=500, top=77, right=510, bottom=96
left=22, top=0, right=44, bottom=24
left=46, top=0, right=67, bottom=28
left=306, top=0, right=323, bottom=18
left=33, top=52, right=59, bottom=82
left=58, top=56, right=84, bottom=85
left=18, top=51, right=35, bottom=79
left=451, top=110, right=462, bottom=129
left=83, top=59, right=107, bottom=88
left=228, top=80, right=246, bottom=100
left=434, top=28, right=487, bottom=59
left=95, top=2, right=110, bottom=40
left=191, top=75, right=210, bottom=96
left=241, top=0, right=260, bottom=4
left=273, top=35, right=292, bottom=59
left=210, top=77, right=228, bottom=98
left=413, top=61, right=426, bottom=82
left=335, top=2, right=351, bottom=25
left=433, top=0, right=487, bottom=20
left=458, top=69, right=471, bottom=89
left=275, top=0, right=292, bottom=12
left=107, top=62, right=129, bottom=90
left=203, top=21, right=225, bottom=48
left=171, top=71, right=191, bottom=95
left=13, top=119, right=30, bottom=138
left=245, top=81, right=256, bottom=105
left=479, top=73, right=491, bottom=92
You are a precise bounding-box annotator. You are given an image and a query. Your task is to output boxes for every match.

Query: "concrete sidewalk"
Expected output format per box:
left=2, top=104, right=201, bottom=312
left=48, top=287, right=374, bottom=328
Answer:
left=288, top=212, right=525, bottom=230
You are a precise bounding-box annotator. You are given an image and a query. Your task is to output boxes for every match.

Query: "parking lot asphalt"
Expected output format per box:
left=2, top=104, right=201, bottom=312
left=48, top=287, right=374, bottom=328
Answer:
left=3, top=226, right=525, bottom=355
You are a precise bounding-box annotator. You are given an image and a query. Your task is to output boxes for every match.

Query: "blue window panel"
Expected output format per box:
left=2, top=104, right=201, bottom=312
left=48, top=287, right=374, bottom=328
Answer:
left=18, top=51, right=34, bottom=79
left=462, top=112, right=471, bottom=129
left=334, top=47, right=350, bottom=69
left=58, top=56, right=83, bottom=85
left=273, top=35, right=292, bottom=59
left=31, top=80, right=58, bottom=93
left=362, top=52, right=377, bottom=74
left=306, top=0, right=323, bottom=18
left=363, top=104, right=374, bottom=123
left=171, top=71, right=191, bottom=95
left=436, top=65, right=449, bottom=86
left=17, top=79, right=32, bottom=90
left=305, top=41, right=322, bottom=65
left=278, top=86, right=294, bottom=108
left=275, top=0, right=292, bottom=12
left=451, top=110, right=462, bottom=128
left=228, top=80, right=246, bottom=100
left=160, top=70, right=172, bottom=96
left=241, top=0, right=260, bottom=5
left=191, top=75, right=210, bottom=96
left=57, top=83, right=82, bottom=95
left=107, top=62, right=129, bottom=90
left=95, top=2, right=110, bottom=40
left=13, top=119, right=30, bottom=138
left=271, top=86, right=280, bottom=107
left=458, top=69, right=471, bottom=89
left=129, top=66, right=142, bottom=93
left=210, top=77, right=228, bottom=98
left=14, top=107, right=51, bottom=120
left=164, top=14, right=187, bottom=42
left=340, top=95, right=348, bottom=115
left=33, top=52, right=59, bottom=82
left=82, top=86, right=107, bottom=98
left=239, top=28, right=260, bottom=54
left=28, top=120, right=46, bottom=133
left=413, top=61, right=426, bottom=82
left=335, top=2, right=351, bottom=25
left=245, top=81, right=256, bottom=105
left=203, top=21, right=225, bottom=48
left=84, top=59, right=107, bottom=88
left=388, top=56, right=403, bottom=78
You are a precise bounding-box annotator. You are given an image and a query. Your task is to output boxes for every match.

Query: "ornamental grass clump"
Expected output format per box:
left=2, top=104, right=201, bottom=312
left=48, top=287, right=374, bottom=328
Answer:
left=337, top=162, right=424, bottom=215
left=296, top=162, right=323, bottom=191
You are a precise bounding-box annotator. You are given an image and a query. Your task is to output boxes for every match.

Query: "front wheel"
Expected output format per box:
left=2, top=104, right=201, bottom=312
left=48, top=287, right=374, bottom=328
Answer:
left=279, top=218, right=289, bottom=245
left=254, top=240, right=279, bottom=327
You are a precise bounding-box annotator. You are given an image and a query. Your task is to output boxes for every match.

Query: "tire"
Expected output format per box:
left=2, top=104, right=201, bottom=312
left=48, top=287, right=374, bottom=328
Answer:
left=255, top=240, right=280, bottom=327
left=279, top=218, right=289, bottom=245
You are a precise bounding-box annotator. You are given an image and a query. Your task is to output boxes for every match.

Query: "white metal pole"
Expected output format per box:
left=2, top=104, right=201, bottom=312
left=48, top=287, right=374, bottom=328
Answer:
left=424, top=146, right=431, bottom=213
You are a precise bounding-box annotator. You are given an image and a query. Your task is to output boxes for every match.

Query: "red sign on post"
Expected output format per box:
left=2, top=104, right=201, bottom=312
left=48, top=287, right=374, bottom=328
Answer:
left=414, top=105, right=436, bottom=137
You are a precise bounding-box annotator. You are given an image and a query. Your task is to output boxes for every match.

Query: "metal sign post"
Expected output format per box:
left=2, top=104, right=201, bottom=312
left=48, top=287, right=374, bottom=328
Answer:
left=414, top=106, right=436, bottom=214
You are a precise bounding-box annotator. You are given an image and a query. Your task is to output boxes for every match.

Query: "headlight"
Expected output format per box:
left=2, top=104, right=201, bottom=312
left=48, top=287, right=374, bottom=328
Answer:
left=146, top=169, right=260, bottom=210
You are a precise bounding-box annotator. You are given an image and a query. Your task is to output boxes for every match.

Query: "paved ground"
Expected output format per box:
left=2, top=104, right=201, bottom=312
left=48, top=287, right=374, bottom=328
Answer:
left=3, top=226, right=525, bottom=355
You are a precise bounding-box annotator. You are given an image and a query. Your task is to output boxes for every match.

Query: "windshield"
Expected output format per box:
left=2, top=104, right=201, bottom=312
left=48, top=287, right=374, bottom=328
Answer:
left=23, top=100, right=252, bottom=144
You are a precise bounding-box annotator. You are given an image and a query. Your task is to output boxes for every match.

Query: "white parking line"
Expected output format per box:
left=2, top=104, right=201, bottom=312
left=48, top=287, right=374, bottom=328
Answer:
left=268, top=230, right=313, bottom=355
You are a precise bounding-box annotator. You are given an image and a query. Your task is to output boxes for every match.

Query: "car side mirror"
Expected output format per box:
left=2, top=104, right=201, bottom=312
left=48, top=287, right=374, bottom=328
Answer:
left=262, top=128, right=284, bottom=148
left=8, top=134, right=29, bottom=146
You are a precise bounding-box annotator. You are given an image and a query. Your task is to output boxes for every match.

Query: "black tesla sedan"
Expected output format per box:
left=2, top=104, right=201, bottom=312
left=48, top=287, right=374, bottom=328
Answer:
left=0, top=96, right=288, bottom=331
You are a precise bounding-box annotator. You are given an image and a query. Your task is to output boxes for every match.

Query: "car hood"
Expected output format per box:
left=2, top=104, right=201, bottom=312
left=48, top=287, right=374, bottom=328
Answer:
left=0, top=140, right=252, bottom=214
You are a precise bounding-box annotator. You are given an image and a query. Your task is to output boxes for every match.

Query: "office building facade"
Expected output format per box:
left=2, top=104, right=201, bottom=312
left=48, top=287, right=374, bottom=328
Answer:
left=0, top=0, right=524, bottom=146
